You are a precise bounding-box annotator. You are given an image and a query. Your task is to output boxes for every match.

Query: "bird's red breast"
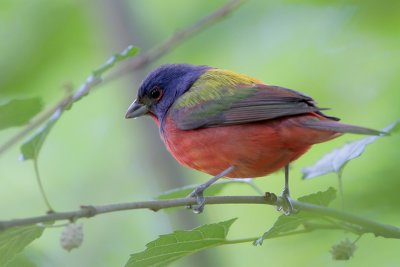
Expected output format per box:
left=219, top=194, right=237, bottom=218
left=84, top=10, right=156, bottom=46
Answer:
left=159, top=113, right=340, bottom=178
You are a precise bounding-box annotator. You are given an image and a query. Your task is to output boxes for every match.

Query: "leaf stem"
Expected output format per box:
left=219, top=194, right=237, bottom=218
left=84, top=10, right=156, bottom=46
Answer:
left=337, top=171, right=344, bottom=210
left=320, top=217, right=362, bottom=234
left=224, top=237, right=258, bottom=244
left=226, top=227, right=323, bottom=245
left=291, top=199, right=400, bottom=238
left=33, top=159, right=53, bottom=212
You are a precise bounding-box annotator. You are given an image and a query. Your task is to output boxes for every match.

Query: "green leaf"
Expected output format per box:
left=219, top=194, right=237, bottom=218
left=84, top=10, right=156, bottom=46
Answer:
left=297, top=187, right=336, bottom=206
left=0, top=225, right=44, bottom=266
left=5, top=254, right=38, bottom=267
left=254, top=215, right=306, bottom=245
left=125, top=218, right=237, bottom=267
left=254, top=188, right=336, bottom=245
left=156, top=179, right=259, bottom=200
left=20, top=111, right=61, bottom=160
left=0, top=98, right=43, bottom=131
left=302, top=119, right=399, bottom=179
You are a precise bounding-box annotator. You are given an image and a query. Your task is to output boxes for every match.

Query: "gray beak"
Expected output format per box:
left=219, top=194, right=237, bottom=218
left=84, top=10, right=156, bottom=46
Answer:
left=125, top=100, right=149, bottom=119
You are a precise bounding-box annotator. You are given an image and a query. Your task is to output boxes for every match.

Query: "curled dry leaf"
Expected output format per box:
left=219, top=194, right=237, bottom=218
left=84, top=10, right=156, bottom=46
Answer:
left=302, top=119, right=399, bottom=179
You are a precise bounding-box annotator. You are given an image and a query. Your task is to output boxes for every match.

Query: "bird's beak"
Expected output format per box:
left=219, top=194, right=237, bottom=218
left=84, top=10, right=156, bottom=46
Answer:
left=125, top=100, right=149, bottom=119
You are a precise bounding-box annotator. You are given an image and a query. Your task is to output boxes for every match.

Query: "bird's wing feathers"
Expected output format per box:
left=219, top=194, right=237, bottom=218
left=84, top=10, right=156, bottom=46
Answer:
left=301, top=119, right=384, bottom=135
left=169, top=69, right=333, bottom=130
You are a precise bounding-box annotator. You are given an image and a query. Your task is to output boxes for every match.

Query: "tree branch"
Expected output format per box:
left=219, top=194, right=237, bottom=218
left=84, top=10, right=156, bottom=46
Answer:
left=0, top=0, right=245, bottom=156
left=105, top=0, right=245, bottom=81
left=1, top=194, right=399, bottom=239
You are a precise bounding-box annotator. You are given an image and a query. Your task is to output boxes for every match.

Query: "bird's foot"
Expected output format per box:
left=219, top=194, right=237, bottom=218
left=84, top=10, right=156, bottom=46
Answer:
left=186, top=185, right=206, bottom=214
left=186, top=166, right=236, bottom=214
left=276, top=188, right=294, bottom=216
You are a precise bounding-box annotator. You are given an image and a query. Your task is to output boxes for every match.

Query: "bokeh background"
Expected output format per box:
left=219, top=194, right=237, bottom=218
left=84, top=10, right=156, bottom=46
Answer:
left=1, top=0, right=399, bottom=266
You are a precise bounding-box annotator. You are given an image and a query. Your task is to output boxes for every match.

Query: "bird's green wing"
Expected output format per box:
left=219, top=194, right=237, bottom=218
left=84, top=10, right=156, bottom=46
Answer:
left=169, top=69, right=333, bottom=130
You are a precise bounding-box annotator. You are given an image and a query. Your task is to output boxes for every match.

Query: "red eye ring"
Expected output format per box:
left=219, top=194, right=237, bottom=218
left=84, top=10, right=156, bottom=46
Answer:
left=149, top=86, right=163, bottom=101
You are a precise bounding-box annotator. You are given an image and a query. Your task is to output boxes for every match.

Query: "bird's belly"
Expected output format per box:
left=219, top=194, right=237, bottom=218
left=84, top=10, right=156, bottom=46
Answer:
left=161, top=115, right=334, bottom=178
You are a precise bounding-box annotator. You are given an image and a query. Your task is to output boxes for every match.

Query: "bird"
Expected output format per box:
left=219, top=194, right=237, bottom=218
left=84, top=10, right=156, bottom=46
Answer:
left=125, top=64, right=383, bottom=214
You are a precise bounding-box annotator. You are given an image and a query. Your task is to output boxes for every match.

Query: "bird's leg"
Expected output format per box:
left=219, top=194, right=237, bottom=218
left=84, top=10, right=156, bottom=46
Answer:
left=187, top=166, right=235, bottom=213
left=276, top=164, right=294, bottom=215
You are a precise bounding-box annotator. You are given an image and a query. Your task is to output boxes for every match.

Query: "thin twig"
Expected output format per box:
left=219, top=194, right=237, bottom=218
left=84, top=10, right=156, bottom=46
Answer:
left=0, top=0, right=244, bottom=156
left=1, top=194, right=399, bottom=240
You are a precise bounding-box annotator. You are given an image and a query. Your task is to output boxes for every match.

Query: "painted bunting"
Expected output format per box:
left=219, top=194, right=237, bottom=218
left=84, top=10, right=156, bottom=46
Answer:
left=125, top=64, right=382, bottom=214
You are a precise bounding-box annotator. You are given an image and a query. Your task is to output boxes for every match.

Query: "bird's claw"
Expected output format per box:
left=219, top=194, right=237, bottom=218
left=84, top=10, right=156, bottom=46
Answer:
left=185, top=166, right=235, bottom=213
left=276, top=188, right=294, bottom=215
left=186, top=187, right=206, bottom=214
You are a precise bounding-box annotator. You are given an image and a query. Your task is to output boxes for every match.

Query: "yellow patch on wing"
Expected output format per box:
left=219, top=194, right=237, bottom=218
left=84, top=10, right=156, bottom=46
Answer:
left=206, top=69, right=262, bottom=85
left=175, top=69, right=263, bottom=109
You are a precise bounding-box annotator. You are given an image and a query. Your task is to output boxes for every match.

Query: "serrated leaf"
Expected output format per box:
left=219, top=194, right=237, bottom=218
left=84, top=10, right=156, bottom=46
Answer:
left=156, top=179, right=257, bottom=200
left=125, top=218, right=236, bottom=267
left=254, top=215, right=306, bottom=245
left=0, top=98, right=43, bottom=131
left=255, top=188, right=336, bottom=245
left=20, top=110, right=61, bottom=160
left=298, top=187, right=336, bottom=206
left=302, top=119, right=399, bottom=179
left=0, top=225, right=44, bottom=266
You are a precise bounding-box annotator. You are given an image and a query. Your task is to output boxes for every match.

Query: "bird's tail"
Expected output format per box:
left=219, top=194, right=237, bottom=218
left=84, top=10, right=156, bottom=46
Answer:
left=302, top=120, right=386, bottom=136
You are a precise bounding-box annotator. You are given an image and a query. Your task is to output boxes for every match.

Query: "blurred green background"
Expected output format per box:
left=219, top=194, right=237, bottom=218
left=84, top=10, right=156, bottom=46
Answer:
left=1, top=0, right=399, bottom=266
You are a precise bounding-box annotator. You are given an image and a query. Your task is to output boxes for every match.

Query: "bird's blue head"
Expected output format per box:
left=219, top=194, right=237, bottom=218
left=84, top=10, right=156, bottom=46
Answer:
left=125, top=64, right=209, bottom=124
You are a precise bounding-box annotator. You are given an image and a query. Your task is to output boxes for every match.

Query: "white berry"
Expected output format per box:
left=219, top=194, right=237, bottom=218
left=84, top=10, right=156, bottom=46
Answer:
left=60, top=223, right=84, bottom=252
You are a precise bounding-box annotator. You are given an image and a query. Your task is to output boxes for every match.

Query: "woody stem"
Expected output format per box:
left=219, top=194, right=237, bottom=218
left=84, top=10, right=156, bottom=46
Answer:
left=1, top=194, right=399, bottom=239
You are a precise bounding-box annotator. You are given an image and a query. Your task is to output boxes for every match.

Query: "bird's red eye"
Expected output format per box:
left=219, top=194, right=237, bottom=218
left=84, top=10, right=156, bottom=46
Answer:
left=149, top=86, right=163, bottom=101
